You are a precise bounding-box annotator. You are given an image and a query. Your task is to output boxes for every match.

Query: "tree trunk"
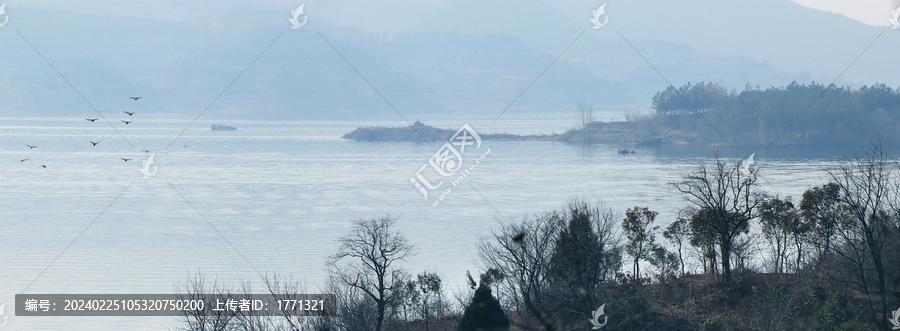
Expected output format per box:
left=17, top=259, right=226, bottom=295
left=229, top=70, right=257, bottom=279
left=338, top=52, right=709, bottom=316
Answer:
left=634, top=257, right=641, bottom=282
left=424, top=299, right=430, bottom=331
left=872, top=244, right=888, bottom=329
left=877, top=268, right=887, bottom=329
left=720, top=240, right=732, bottom=283
left=375, top=299, right=385, bottom=331
left=376, top=276, right=386, bottom=331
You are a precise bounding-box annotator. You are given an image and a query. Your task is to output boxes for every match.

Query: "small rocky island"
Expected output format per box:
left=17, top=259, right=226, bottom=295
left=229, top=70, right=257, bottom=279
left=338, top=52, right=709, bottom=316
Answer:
left=341, top=121, right=561, bottom=143
left=341, top=120, right=672, bottom=146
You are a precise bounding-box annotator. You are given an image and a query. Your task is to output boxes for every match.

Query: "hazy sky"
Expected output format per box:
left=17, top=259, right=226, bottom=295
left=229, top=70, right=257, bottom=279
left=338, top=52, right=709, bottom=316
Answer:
left=13, top=1, right=898, bottom=30
left=793, top=0, right=897, bottom=26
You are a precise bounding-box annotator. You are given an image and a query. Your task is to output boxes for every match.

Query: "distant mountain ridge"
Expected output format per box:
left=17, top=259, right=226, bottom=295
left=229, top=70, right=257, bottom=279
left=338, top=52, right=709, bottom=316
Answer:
left=1, top=1, right=893, bottom=120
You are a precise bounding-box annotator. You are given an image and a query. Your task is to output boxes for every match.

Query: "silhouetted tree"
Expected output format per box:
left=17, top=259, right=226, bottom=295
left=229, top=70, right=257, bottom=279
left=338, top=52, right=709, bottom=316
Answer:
left=800, top=183, right=844, bottom=263
left=622, top=206, right=659, bottom=282
left=416, top=271, right=444, bottom=331
left=827, top=142, right=894, bottom=327
left=648, top=245, right=679, bottom=283
left=390, top=276, right=419, bottom=323
left=479, top=213, right=560, bottom=329
left=458, top=269, right=510, bottom=331
left=329, top=216, right=414, bottom=331
left=688, top=207, right=720, bottom=275
left=175, top=274, right=235, bottom=331
left=663, top=213, right=691, bottom=275
left=759, top=195, right=796, bottom=273
left=176, top=273, right=320, bottom=331
left=479, top=198, right=621, bottom=329
left=548, top=199, right=622, bottom=325
left=674, top=154, right=759, bottom=283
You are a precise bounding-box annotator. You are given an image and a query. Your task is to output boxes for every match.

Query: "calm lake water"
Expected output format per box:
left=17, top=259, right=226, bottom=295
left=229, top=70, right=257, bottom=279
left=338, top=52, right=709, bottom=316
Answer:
left=0, top=114, right=845, bottom=329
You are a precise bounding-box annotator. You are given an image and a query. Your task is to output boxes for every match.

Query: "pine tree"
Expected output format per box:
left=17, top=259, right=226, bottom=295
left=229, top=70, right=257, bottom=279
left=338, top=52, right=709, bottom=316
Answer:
left=458, top=269, right=510, bottom=331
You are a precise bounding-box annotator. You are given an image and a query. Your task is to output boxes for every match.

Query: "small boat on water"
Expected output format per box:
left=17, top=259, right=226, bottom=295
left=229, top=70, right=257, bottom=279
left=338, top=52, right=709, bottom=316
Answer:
left=211, top=124, right=237, bottom=131
left=617, top=148, right=636, bottom=155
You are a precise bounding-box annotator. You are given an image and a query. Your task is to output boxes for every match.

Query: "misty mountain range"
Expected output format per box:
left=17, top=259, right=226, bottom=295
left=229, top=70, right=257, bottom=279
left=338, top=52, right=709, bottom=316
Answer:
left=0, top=0, right=896, bottom=120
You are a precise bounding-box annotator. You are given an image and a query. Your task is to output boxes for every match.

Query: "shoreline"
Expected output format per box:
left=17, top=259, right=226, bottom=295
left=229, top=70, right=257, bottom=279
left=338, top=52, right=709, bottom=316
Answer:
left=340, top=121, right=890, bottom=153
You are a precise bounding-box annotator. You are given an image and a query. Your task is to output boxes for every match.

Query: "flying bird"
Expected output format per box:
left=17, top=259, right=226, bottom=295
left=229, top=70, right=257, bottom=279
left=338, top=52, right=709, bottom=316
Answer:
left=26, top=144, right=37, bottom=149
left=86, top=118, right=99, bottom=122
left=129, top=97, right=142, bottom=101
left=121, top=120, right=132, bottom=125
left=39, top=165, right=47, bottom=168
left=90, top=140, right=100, bottom=146
left=20, top=158, right=28, bottom=162
left=124, top=111, right=135, bottom=116
left=141, top=149, right=151, bottom=153
left=120, top=158, right=133, bottom=162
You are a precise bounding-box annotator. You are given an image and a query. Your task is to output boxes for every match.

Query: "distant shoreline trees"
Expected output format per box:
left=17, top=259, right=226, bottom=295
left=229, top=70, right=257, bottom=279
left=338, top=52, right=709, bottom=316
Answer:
left=651, top=81, right=900, bottom=146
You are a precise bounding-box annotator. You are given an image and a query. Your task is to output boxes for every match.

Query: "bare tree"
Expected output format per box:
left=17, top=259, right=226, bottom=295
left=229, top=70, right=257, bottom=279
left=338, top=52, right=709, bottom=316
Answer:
left=175, top=273, right=236, bottom=331
left=175, top=273, right=326, bottom=331
left=478, top=199, right=621, bottom=330
left=673, top=154, right=760, bottom=283
left=328, top=216, right=414, bottom=331
left=731, top=233, right=760, bottom=272
left=478, top=213, right=562, bottom=330
left=232, top=281, right=274, bottom=331
left=262, top=274, right=325, bottom=331
left=827, top=142, right=894, bottom=327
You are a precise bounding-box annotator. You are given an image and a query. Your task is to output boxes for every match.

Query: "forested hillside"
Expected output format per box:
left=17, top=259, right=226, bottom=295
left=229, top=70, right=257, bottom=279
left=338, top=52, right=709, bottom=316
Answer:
left=649, top=82, right=900, bottom=146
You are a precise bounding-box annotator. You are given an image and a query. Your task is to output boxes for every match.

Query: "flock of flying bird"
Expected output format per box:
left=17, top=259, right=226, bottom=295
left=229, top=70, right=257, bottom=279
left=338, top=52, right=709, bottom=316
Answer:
left=22, top=96, right=148, bottom=168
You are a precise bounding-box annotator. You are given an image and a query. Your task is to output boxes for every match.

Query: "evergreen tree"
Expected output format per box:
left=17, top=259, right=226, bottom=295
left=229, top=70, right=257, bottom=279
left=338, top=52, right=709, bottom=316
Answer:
left=549, top=202, right=604, bottom=290
left=458, top=269, right=510, bottom=331
left=547, top=199, right=621, bottom=323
